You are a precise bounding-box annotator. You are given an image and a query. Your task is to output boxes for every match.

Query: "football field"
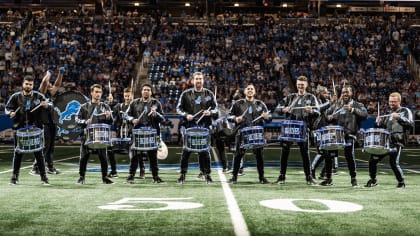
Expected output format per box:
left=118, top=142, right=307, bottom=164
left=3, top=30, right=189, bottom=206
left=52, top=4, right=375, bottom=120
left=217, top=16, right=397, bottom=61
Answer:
left=0, top=145, right=419, bottom=236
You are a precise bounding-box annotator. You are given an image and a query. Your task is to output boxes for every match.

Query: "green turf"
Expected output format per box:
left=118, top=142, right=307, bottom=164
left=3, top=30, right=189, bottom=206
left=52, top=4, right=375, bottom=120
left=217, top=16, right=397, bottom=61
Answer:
left=0, top=145, right=419, bottom=235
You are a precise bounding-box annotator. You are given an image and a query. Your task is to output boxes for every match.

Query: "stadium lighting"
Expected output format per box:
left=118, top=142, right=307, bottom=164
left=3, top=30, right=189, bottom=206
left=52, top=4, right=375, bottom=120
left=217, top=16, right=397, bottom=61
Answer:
left=282, top=3, right=288, bottom=8
left=134, top=3, right=140, bottom=7
left=185, top=2, right=191, bottom=7
left=336, top=4, right=342, bottom=8
left=234, top=3, right=239, bottom=7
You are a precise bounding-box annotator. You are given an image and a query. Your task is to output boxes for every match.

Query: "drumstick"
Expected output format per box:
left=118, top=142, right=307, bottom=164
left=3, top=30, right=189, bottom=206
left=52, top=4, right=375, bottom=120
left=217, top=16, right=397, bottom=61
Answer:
left=192, top=109, right=204, bottom=118
left=137, top=109, right=147, bottom=120
left=251, top=111, right=270, bottom=123
left=14, top=107, right=21, bottom=113
left=30, top=99, right=49, bottom=113
left=377, top=102, right=380, bottom=117
left=378, top=112, right=404, bottom=118
left=196, top=107, right=212, bottom=124
left=148, top=110, right=165, bottom=120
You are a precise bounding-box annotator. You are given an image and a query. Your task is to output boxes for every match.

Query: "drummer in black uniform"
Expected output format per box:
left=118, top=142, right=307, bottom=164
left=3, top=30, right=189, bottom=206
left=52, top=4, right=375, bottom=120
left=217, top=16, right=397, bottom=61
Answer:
left=176, top=71, right=218, bottom=184
left=31, top=68, right=64, bottom=175
left=5, top=75, right=50, bottom=185
left=228, top=83, right=271, bottom=184
left=365, top=92, right=414, bottom=189
left=76, top=84, right=114, bottom=184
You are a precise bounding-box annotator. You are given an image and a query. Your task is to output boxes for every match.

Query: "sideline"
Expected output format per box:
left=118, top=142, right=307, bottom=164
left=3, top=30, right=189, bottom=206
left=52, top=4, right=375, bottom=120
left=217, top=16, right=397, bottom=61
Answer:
left=0, top=156, right=80, bottom=174
left=217, top=169, right=250, bottom=236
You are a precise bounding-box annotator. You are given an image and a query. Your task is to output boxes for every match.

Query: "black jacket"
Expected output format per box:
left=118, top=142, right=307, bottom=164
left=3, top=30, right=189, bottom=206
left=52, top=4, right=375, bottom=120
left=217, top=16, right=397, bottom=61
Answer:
left=176, top=87, right=218, bottom=129
left=280, top=92, right=320, bottom=130
left=5, top=91, right=48, bottom=129
left=326, top=99, right=368, bottom=135
left=76, top=101, right=113, bottom=129
left=230, top=98, right=272, bottom=130
left=375, top=106, right=414, bottom=145
left=127, top=98, right=164, bottom=134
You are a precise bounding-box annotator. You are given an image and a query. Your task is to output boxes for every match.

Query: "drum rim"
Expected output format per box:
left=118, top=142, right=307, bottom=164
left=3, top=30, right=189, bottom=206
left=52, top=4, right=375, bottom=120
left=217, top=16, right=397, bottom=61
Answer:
left=319, top=125, right=344, bottom=131
left=282, top=120, right=305, bottom=125
left=364, top=128, right=390, bottom=134
left=87, top=123, right=111, bottom=128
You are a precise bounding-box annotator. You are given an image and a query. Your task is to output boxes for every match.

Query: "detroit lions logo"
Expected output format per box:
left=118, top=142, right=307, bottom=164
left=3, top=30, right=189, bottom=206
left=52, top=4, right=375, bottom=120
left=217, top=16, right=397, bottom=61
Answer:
left=58, top=100, right=81, bottom=124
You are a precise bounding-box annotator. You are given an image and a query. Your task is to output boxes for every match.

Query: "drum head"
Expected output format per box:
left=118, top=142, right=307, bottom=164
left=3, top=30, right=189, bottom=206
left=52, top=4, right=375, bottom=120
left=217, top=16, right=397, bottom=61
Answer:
left=53, top=91, right=89, bottom=131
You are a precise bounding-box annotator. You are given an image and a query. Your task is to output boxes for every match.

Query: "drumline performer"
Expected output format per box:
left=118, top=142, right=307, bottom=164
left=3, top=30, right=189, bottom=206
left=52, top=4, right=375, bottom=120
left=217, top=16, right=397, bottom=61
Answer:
left=76, top=84, right=114, bottom=184
left=125, top=83, right=165, bottom=184
left=5, top=75, right=50, bottom=185
left=310, top=86, right=339, bottom=184
left=31, top=68, right=64, bottom=175
left=326, top=85, right=368, bottom=187
left=365, top=92, right=414, bottom=188
left=228, top=83, right=271, bottom=184
left=276, top=76, right=320, bottom=185
left=176, top=71, right=218, bottom=184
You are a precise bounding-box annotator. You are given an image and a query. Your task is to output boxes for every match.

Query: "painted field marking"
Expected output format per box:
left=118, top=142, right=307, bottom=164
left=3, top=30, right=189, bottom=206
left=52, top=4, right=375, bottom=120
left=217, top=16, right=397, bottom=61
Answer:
left=0, top=155, right=79, bottom=174
left=98, top=197, right=203, bottom=211
left=260, top=199, right=363, bottom=213
left=218, top=169, right=250, bottom=236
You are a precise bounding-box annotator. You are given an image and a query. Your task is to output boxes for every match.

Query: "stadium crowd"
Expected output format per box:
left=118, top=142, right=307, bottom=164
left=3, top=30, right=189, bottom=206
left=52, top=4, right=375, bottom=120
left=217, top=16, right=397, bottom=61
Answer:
left=0, top=8, right=419, bottom=119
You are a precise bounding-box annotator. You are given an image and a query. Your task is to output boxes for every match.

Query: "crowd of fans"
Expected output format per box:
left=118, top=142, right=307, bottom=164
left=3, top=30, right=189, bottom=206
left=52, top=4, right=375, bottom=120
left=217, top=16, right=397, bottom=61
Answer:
left=1, top=8, right=419, bottom=121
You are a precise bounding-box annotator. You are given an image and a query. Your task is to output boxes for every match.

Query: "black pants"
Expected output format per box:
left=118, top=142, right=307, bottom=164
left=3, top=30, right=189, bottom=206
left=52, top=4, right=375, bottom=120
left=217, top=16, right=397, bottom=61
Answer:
left=321, top=150, right=339, bottom=179
left=79, top=144, right=108, bottom=178
left=214, top=134, right=228, bottom=170
left=280, top=140, right=312, bottom=178
left=232, top=131, right=264, bottom=179
left=129, top=149, right=157, bottom=177
left=33, top=123, right=56, bottom=170
left=368, top=145, right=404, bottom=182
left=343, top=138, right=357, bottom=178
left=106, top=148, right=118, bottom=174
left=180, top=149, right=211, bottom=175
left=12, top=131, right=46, bottom=177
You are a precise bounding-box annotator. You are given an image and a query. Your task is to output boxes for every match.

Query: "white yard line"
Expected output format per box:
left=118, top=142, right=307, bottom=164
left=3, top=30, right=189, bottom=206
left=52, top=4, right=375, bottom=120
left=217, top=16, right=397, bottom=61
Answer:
left=0, top=156, right=80, bottom=174
left=217, top=169, right=250, bottom=236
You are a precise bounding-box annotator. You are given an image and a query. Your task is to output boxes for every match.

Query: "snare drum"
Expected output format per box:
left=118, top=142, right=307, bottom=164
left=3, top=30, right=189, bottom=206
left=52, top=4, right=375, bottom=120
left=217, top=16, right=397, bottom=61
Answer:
left=183, top=127, right=210, bottom=152
left=15, top=127, right=44, bottom=153
left=317, top=126, right=345, bottom=150
left=132, top=127, right=158, bottom=150
left=280, top=120, right=306, bottom=142
left=240, top=126, right=265, bottom=149
left=363, top=128, right=390, bottom=155
left=85, top=124, right=112, bottom=149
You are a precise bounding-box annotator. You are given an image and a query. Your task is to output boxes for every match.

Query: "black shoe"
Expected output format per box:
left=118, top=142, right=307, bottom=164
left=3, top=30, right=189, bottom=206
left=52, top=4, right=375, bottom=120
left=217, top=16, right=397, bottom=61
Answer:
left=197, top=172, right=204, bottom=180
left=107, top=173, right=119, bottom=178
left=320, top=179, right=333, bottom=186
left=310, top=169, right=315, bottom=179
left=102, top=177, right=114, bottom=184
left=228, top=176, right=237, bottom=184
left=332, top=168, right=338, bottom=176
left=275, top=174, right=285, bottom=185
left=364, top=179, right=377, bottom=188
left=222, top=168, right=229, bottom=173
left=10, top=174, right=18, bottom=185
left=47, top=168, right=60, bottom=175
left=153, top=176, right=165, bottom=184
left=177, top=174, right=186, bottom=184
left=351, top=178, right=359, bottom=187
left=126, top=175, right=135, bottom=184
left=139, top=169, right=145, bottom=179
left=77, top=176, right=85, bottom=185
left=259, top=177, right=269, bottom=184
left=238, top=169, right=244, bottom=176
left=307, top=176, right=316, bottom=185
left=41, top=175, right=50, bottom=185
left=397, top=182, right=405, bottom=189
left=205, top=175, right=213, bottom=184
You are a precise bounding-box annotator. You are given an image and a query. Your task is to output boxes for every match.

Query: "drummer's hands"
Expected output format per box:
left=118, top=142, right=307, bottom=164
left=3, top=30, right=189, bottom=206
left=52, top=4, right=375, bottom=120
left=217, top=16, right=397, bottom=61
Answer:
left=149, top=109, right=157, bottom=117
left=9, top=112, right=16, bottom=118
left=376, top=116, right=382, bottom=124
left=327, top=115, right=333, bottom=121
left=331, top=94, right=338, bottom=103
left=235, top=116, right=243, bottom=123
left=186, top=114, right=193, bottom=121
left=305, top=106, right=312, bottom=113
left=391, top=112, right=400, bottom=119
left=105, top=110, right=112, bottom=118
left=132, top=118, right=139, bottom=126
left=203, top=110, right=211, bottom=116
left=86, top=119, right=92, bottom=125
left=343, top=104, right=351, bottom=112
left=283, top=106, right=291, bottom=113
left=41, top=100, right=49, bottom=108
left=262, top=111, right=269, bottom=120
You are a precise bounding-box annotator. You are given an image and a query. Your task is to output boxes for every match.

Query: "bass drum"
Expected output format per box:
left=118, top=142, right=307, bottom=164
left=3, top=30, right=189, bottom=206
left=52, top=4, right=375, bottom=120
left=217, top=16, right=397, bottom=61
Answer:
left=53, top=91, right=89, bottom=141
